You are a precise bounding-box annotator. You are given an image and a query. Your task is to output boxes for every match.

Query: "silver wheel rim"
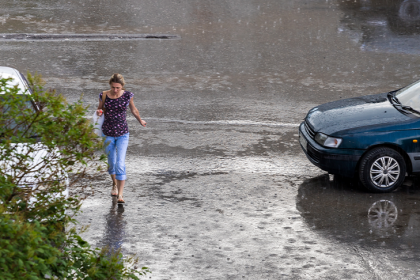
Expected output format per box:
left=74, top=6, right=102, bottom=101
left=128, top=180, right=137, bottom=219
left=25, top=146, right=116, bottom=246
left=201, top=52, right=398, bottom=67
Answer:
left=368, top=200, right=398, bottom=229
left=370, top=156, right=400, bottom=188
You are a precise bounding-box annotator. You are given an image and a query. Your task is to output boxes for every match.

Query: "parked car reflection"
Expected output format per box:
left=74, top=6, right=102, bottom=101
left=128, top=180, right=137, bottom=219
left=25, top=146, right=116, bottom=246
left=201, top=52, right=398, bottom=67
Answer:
left=368, top=199, right=399, bottom=233
left=296, top=175, right=420, bottom=250
left=337, top=0, right=420, bottom=54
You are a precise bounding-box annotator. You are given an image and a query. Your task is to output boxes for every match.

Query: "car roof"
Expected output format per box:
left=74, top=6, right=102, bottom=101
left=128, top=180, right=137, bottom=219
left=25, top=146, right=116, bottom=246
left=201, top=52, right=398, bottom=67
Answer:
left=0, top=66, right=22, bottom=77
left=0, top=66, right=29, bottom=95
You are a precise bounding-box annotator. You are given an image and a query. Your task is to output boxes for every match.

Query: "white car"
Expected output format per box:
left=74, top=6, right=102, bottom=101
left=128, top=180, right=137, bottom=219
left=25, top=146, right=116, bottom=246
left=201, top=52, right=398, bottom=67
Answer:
left=0, top=66, right=69, bottom=203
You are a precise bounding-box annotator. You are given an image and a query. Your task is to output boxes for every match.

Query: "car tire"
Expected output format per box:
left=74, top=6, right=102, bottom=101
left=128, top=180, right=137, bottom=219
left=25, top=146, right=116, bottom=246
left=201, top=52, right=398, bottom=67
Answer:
left=359, top=147, right=406, bottom=193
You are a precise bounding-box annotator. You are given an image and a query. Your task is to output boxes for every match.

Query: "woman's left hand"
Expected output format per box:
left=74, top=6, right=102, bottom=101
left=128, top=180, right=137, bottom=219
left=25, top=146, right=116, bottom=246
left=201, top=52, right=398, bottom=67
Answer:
left=128, top=97, right=146, bottom=127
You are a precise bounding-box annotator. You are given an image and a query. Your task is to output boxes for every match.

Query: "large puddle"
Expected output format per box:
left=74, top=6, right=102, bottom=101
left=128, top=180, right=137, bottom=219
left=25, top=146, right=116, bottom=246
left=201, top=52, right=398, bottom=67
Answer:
left=297, top=174, right=420, bottom=256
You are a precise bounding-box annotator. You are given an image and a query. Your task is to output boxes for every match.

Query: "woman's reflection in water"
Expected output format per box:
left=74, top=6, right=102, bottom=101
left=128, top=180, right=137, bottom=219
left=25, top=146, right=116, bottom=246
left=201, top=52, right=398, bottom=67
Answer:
left=102, top=197, right=126, bottom=254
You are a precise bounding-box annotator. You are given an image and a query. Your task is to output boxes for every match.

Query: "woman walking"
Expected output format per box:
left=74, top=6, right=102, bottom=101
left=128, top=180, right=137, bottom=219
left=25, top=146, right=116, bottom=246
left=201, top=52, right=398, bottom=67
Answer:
left=97, top=73, right=146, bottom=203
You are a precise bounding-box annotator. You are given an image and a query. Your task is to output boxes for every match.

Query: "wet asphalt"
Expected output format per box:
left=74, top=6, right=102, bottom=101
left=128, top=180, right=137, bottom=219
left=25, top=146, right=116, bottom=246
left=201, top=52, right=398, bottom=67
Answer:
left=3, top=0, right=420, bottom=279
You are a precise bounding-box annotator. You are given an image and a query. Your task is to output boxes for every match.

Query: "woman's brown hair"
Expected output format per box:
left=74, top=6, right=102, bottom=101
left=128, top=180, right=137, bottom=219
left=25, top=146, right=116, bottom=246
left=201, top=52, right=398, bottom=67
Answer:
left=109, top=73, right=125, bottom=89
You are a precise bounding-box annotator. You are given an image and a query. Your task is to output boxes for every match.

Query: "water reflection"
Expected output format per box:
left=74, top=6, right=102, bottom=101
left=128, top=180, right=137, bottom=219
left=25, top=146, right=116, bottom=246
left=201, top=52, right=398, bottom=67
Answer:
left=368, top=199, right=398, bottom=231
left=102, top=197, right=126, bottom=253
left=296, top=175, right=420, bottom=250
left=337, top=0, right=420, bottom=54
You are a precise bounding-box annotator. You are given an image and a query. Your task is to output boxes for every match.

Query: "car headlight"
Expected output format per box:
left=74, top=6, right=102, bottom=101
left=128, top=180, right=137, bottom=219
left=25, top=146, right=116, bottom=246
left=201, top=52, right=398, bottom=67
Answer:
left=315, top=133, right=342, bottom=148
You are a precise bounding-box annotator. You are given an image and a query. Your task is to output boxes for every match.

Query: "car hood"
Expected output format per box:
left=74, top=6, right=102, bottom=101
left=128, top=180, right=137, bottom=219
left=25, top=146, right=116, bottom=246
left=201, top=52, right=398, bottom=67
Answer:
left=306, top=92, right=413, bottom=135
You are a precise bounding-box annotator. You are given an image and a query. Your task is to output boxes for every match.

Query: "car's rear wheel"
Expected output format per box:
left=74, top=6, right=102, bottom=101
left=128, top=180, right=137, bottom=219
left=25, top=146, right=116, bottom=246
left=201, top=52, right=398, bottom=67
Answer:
left=359, top=147, right=406, bottom=193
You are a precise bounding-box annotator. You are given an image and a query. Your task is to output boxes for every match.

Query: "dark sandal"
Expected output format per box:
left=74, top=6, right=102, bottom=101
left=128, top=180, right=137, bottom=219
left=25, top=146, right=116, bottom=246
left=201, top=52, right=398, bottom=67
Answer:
left=117, top=195, right=125, bottom=203
left=111, top=184, right=118, bottom=196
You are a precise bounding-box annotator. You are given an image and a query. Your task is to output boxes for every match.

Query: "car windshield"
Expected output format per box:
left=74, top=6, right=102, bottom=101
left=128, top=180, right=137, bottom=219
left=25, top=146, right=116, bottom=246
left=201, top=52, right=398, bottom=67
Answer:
left=0, top=95, right=38, bottom=140
left=395, top=80, right=420, bottom=111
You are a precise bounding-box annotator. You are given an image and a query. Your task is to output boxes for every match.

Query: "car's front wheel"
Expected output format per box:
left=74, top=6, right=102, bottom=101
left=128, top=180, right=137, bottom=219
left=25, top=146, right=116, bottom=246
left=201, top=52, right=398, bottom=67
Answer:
left=359, top=147, right=406, bottom=193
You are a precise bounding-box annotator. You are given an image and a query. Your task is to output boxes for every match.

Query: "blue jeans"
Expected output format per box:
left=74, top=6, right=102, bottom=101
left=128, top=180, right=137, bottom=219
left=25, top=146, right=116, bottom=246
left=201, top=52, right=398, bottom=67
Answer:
left=104, top=133, right=129, bottom=181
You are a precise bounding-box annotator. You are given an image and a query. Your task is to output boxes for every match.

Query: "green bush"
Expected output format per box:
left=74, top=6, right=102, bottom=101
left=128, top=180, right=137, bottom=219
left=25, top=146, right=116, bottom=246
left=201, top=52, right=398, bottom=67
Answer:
left=0, top=74, right=149, bottom=279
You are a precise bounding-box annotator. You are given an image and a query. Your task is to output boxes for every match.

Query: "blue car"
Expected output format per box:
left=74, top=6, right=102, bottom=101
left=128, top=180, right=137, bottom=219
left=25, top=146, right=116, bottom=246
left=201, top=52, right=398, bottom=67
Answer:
left=299, top=80, right=420, bottom=192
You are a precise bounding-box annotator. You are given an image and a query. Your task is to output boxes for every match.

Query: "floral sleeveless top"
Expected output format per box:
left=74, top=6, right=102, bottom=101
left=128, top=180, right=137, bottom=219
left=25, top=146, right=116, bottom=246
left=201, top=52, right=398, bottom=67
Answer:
left=99, top=91, right=134, bottom=137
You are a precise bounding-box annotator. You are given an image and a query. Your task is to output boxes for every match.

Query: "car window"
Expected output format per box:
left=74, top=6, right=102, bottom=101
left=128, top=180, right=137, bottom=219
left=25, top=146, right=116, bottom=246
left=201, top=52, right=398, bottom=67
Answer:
left=0, top=95, right=38, bottom=140
left=396, top=80, right=420, bottom=110
left=0, top=95, right=36, bottom=113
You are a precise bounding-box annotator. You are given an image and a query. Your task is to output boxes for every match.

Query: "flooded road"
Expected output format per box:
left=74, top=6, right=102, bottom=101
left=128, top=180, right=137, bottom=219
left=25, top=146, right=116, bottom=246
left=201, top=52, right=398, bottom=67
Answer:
left=3, top=0, right=420, bottom=278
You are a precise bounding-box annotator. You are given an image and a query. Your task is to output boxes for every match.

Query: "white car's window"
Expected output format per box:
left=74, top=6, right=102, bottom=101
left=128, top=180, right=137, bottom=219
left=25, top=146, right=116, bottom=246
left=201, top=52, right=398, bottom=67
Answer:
left=0, top=95, right=37, bottom=140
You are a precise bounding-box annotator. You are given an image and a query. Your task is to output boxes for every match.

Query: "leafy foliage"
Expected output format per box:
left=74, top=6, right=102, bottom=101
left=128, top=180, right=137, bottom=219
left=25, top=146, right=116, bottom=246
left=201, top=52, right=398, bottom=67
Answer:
left=0, top=74, right=149, bottom=279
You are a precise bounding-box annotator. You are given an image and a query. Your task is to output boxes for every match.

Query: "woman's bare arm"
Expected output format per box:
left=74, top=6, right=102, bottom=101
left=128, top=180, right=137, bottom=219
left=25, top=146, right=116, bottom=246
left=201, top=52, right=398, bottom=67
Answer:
left=129, top=97, right=146, bottom=127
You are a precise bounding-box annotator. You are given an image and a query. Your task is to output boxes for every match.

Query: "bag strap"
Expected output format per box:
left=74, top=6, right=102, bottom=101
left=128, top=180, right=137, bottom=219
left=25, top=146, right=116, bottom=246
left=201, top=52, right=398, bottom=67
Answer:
left=101, top=91, right=107, bottom=114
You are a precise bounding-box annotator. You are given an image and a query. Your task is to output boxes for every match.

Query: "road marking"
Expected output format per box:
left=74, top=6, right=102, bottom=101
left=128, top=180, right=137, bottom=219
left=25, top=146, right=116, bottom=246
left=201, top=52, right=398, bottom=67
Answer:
left=144, top=118, right=300, bottom=127
left=0, top=33, right=180, bottom=41
left=89, top=115, right=300, bottom=128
